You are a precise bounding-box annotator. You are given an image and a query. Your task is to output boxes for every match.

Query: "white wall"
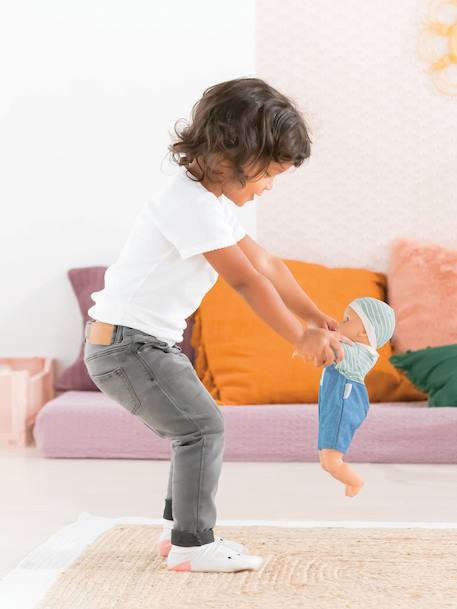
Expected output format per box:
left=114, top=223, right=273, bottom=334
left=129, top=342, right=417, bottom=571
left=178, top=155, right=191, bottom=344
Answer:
left=0, top=0, right=256, bottom=372
left=256, top=0, right=457, bottom=271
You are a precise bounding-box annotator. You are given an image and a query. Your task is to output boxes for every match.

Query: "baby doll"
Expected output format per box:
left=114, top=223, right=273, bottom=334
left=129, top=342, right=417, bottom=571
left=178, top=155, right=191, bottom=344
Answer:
left=318, top=297, right=395, bottom=497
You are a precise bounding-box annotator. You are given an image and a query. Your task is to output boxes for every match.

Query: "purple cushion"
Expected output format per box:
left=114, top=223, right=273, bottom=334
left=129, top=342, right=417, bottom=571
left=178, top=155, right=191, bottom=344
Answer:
left=34, top=391, right=457, bottom=463
left=55, top=266, right=195, bottom=392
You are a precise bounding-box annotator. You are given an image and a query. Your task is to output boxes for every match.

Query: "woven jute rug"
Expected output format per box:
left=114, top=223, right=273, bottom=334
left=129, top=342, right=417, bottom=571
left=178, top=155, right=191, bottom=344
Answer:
left=35, top=524, right=457, bottom=609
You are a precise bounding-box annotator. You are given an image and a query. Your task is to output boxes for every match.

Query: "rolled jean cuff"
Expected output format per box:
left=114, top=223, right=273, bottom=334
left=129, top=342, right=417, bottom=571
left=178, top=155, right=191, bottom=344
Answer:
left=171, top=528, right=215, bottom=547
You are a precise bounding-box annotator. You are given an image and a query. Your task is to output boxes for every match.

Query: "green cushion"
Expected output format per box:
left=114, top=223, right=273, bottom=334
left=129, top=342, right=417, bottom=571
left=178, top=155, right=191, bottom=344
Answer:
left=390, top=344, right=457, bottom=407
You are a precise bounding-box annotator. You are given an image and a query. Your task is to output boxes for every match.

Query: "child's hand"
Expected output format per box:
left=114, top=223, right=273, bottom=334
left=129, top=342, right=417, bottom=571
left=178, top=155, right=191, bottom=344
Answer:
left=292, top=328, right=352, bottom=367
left=307, top=309, right=339, bottom=332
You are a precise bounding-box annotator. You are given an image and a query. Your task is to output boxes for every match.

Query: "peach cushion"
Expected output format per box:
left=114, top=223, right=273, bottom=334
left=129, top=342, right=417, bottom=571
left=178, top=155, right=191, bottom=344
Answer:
left=388, top=239, right=457, bottom=352
left=192, top=259, right=426, bottom=405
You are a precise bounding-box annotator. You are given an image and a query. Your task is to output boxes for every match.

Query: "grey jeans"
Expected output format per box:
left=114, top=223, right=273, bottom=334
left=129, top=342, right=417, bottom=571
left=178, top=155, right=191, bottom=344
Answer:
left=83, top=323, right=225, bottom=547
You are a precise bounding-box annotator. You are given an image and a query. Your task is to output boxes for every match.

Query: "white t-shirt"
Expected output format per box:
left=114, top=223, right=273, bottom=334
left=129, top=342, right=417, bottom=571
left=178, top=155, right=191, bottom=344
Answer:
left=88, top=166, right=247, bottom=345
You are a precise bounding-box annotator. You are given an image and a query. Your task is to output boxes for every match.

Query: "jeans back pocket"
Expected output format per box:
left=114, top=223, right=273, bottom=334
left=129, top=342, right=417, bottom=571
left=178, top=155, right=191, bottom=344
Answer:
left=90, top=367, right=141, bottom=414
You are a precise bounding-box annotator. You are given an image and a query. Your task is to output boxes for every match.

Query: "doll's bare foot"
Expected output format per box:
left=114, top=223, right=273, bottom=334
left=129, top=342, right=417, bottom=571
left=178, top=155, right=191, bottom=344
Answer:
left=345, top=481, right=364, bottom=497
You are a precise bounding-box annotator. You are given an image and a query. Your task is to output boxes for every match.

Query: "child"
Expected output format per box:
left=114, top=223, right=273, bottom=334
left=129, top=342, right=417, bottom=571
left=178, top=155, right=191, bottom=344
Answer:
left=318, top=297, right=396, bottom=497
left=83, top=77, right=352, bottom=573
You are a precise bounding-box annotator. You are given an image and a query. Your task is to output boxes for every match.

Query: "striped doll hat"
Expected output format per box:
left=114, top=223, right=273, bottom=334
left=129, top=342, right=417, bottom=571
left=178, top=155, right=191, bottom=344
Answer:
left=348, top=297, right=396, bottom=349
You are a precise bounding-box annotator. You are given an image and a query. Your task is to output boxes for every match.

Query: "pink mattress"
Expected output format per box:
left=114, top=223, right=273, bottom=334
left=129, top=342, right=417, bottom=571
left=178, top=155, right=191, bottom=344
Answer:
left=33, top=390, right=457, bottom=463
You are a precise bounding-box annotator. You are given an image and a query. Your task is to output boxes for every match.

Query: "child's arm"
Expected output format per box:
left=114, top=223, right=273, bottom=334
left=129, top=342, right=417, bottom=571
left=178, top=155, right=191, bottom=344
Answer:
left=260, top=256, right=320, bottom=318
left=203, top=243, right=346, bottom=366
left=235, top=235, right=347, bottom=336
left=235, top=235, right=338, bottom=329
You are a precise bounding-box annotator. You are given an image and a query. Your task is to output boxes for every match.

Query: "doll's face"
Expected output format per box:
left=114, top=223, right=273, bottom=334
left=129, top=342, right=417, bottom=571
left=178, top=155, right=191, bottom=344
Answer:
left=339, top=306, right=370, bottom=345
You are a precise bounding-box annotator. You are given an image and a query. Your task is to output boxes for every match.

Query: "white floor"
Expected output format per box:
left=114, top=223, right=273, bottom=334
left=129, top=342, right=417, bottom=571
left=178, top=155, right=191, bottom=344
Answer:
left=2, top=443, right=457, bottom=579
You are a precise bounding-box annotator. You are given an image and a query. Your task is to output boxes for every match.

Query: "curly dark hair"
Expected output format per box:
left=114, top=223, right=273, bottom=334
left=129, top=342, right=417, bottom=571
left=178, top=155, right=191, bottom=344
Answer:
left=167, top=77, right=312, bottom=187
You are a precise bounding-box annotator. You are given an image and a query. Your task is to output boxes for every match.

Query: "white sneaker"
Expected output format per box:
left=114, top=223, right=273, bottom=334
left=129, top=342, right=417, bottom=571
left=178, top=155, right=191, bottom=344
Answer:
left=166, top=540, right=264, bottom=573
left=157, top=519, right=248, bottom=557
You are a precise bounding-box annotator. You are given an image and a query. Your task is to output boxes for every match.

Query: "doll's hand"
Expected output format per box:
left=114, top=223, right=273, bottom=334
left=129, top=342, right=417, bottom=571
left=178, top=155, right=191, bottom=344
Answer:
left=307, top=310, right=340, bottom=332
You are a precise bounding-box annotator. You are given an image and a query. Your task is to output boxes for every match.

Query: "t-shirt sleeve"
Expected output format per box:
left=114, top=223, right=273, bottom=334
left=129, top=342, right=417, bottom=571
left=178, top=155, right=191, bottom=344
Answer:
left=151, top=191, right=246, bottom=260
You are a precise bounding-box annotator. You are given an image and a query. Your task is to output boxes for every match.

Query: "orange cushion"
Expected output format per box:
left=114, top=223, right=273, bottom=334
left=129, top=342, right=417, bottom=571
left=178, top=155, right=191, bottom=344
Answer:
left=192, top=259, right=426, bottom=405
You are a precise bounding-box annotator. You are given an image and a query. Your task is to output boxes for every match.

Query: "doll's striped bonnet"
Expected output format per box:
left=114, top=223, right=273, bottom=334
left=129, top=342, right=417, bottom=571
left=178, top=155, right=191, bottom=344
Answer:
left=348, top=297, right=396, bottom=349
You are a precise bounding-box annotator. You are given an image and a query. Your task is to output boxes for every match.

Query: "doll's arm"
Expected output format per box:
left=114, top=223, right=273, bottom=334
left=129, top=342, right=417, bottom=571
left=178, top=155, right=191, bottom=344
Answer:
left=333, top=342, right=354, bottom=377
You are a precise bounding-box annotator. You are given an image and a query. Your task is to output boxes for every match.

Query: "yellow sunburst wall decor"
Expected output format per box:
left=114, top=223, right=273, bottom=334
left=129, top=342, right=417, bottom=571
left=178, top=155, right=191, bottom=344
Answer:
left=418, top=0, right=457, bottom=95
